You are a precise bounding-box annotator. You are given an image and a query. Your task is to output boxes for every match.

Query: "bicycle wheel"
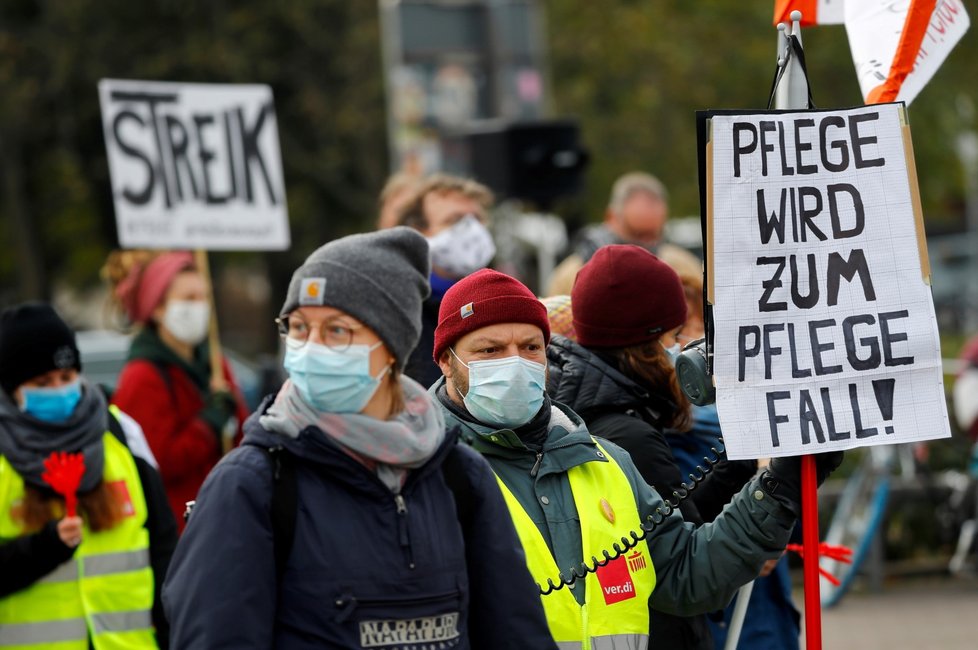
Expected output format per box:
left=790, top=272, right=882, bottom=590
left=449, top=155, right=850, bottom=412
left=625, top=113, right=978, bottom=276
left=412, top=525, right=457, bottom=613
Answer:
left=820, top=458, right=891, bottom=608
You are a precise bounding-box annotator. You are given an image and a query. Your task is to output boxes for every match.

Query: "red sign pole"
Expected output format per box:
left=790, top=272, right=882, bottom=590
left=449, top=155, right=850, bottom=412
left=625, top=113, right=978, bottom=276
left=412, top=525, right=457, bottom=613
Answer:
left=801, top=455, right=822, bottom=650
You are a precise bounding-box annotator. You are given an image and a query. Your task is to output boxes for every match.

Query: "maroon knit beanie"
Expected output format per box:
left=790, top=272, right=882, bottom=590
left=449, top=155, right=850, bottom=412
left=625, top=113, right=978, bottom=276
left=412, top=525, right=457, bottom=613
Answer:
left=572, top=244, right=688, bottom=348
left=433, top=269, right=550, bottom=362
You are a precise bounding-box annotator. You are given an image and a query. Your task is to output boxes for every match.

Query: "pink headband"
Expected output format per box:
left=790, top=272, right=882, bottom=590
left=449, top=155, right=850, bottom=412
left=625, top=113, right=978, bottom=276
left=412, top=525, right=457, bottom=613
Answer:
left=115, top=252, right=195, bottom=324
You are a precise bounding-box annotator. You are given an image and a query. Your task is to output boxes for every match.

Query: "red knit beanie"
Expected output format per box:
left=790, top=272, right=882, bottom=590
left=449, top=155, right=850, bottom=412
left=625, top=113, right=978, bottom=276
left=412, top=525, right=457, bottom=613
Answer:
left=433, top=269, right=550, bottom=362
left=114, top=252, right=195, bottom=325
left=572, top=244, right=688, bottom=348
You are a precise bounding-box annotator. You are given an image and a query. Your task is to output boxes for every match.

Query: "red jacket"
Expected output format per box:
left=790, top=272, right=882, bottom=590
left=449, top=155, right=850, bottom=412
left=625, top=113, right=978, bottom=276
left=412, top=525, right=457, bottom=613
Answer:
left=113, top=350, right=248, bottom=532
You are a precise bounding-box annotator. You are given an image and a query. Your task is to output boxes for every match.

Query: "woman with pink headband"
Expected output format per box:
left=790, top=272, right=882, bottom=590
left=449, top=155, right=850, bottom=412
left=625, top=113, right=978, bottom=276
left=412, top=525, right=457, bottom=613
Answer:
left=104, top=251, right=249, bottom=532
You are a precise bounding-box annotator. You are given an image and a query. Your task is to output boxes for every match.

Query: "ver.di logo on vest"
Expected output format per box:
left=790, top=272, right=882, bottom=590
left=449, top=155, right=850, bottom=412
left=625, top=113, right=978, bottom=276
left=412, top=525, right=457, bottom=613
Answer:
left=627, top=551, right=648, bottom=573
left=595, top=556, right=637, bottom=605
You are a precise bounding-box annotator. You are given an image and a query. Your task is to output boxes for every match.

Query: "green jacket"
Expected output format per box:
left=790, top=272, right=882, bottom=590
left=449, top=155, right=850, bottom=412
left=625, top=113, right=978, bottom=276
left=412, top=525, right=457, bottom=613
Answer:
left=431, top=378, right=796, bottom=615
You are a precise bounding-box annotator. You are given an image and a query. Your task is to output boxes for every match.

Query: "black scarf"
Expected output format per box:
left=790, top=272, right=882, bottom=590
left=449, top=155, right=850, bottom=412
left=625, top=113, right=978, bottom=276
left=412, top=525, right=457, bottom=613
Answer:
left=0, top=379, right=107, bottom=493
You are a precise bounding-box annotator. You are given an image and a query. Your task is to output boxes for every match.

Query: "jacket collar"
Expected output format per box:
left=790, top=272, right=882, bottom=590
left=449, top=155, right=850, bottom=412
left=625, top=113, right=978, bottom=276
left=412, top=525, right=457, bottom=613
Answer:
left=430, top=377, right=605, bottom=477
left=242, top=395, right=462, bottom=496
left=546, top=335, right=672, bottom=424
left=128, top=327, right=210, bottom=391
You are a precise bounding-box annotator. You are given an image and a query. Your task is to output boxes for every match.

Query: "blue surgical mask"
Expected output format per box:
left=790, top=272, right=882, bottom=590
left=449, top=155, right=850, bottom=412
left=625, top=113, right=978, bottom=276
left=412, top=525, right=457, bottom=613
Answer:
left=284, top=341, right=387, bottom=413
left=662, top=341, right=681, bottom=362
left=451, top=350, right=546, bottom=429
left=20, top=380, right=83, bottom=422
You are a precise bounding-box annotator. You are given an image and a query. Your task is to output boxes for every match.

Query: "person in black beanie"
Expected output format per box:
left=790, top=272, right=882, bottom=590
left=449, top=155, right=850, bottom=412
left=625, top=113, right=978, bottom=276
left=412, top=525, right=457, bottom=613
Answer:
left=0, top=302, right=177, bottom=648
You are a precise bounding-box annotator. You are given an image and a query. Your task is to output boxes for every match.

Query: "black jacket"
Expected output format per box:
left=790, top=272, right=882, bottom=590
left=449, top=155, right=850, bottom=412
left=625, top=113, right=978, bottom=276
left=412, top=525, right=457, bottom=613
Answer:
left=163, top=398, right=556, bottom=649
left=547, top=335, right=756, bottom=650
left=404, top=295, right=443, bottom=389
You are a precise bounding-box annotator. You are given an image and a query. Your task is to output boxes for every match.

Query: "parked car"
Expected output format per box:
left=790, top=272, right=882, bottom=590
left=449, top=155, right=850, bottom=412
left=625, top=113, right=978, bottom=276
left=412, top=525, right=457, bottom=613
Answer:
left=75, top=329, right=276, bottom=411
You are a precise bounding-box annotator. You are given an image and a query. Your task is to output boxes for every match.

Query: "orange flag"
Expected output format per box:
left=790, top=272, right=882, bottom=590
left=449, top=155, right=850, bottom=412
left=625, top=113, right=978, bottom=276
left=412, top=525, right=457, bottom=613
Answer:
left=773, top=0, right=844, bottom=26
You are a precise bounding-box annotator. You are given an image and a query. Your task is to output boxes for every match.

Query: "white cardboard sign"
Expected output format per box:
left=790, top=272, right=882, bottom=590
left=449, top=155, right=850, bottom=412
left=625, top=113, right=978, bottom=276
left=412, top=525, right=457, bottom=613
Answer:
left=99, top=79, right=289, bottom=250
left=709, top=103, right=950, bottom=459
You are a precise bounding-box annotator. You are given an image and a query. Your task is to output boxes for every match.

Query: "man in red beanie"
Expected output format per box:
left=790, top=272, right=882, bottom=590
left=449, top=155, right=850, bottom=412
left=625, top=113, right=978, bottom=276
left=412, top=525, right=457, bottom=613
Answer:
left=431, top=267, right=840, bottom=649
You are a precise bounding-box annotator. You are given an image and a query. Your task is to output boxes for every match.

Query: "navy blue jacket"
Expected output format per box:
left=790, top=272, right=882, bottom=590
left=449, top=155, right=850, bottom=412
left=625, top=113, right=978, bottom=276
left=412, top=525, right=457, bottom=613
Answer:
left=163, top=400, right=556, bottom=649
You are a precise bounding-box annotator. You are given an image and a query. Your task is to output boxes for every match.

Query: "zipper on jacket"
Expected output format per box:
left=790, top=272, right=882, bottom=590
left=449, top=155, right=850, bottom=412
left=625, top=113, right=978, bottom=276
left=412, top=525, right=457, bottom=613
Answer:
left=394, top=494, right=416, bottom=569
left=530, top=452, right=543, bottom=477
left=334, top=589, right=461, bottom=622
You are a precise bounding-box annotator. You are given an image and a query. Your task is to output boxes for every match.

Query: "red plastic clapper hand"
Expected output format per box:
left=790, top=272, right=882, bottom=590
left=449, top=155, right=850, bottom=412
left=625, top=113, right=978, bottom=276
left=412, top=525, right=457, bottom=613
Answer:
left=41, top=451, right=86, bottom=517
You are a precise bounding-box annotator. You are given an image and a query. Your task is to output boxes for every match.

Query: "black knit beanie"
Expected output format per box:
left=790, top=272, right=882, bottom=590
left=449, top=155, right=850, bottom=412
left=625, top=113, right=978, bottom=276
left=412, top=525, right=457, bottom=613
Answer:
left=0, top=303, right=81, bottom=396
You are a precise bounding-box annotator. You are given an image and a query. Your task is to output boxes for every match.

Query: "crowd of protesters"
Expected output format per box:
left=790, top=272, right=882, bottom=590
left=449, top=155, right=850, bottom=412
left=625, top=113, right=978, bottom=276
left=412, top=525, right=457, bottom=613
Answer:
left=1, top=169, right=860, bottom=649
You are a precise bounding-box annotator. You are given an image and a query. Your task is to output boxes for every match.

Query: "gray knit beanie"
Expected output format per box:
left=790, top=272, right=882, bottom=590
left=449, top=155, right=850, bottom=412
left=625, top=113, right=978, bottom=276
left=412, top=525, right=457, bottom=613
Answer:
left=280, top=227, right=431, bottom=368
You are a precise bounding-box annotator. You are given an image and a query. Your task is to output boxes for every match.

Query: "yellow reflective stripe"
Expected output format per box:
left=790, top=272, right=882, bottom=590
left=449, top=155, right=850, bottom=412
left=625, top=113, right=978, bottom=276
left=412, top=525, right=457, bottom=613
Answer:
left=90, top=609, right=152, bottom=635
left=39, top=560, right=79, bottom=584
left=0, top=618, right=87, bottom=645
left=82, top=549, right=150, bottom=577
left=591, top=633, right=648, bottom=650
left=556, top=643, right=582, bottom=650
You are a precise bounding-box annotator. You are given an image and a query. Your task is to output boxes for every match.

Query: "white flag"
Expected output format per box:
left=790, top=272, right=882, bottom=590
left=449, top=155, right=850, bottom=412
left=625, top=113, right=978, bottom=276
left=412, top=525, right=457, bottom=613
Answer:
left=846, top=0, right=970, bottom=105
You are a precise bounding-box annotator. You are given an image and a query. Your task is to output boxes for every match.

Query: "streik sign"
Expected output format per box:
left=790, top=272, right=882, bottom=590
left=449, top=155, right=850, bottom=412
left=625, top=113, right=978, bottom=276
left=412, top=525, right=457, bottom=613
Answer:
left=99, top=79, right=290, bottom=250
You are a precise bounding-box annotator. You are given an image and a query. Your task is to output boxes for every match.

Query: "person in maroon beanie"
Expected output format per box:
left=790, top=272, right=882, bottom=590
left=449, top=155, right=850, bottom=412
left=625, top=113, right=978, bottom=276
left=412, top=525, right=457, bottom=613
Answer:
left=547, top=245, right=763, bottom=649
left=429, top=267, right=842, bottom=649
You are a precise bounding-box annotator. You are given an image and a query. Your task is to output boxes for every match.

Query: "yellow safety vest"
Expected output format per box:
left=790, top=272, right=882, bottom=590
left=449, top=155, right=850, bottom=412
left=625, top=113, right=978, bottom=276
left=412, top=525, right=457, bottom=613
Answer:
left=0, top=410, right=156, bottom=650
left=495, top=439, right=656, bottom=650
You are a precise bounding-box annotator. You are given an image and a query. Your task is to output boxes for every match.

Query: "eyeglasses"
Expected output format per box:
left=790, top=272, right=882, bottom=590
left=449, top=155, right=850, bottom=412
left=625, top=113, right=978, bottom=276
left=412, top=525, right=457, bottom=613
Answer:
left=275, top=313, right=360, bottom=350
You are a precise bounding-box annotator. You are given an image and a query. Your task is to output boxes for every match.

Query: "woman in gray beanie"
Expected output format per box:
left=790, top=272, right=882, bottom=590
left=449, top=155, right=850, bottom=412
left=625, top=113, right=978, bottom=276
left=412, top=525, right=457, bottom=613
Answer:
left=163, top=227, right=557, bottom=649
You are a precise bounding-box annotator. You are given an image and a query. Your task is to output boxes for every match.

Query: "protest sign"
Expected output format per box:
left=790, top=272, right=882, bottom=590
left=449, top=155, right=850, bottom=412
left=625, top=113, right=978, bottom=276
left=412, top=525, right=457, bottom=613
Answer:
left=99, top=79, right=289, bottom=250
left=705, top=103, right=951, bottom=460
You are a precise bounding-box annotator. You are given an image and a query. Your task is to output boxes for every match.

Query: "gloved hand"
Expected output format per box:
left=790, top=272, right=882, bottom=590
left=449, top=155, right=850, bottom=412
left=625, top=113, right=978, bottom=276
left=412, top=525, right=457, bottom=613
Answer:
left=761, top=451, right=844, bottom=511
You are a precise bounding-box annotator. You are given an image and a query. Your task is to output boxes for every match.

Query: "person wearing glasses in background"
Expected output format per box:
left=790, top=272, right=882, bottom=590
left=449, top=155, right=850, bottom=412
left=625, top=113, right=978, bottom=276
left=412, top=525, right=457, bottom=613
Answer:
left=396, top=174, right=497, bottom=388
left=162, top=228, right=556, bottom=649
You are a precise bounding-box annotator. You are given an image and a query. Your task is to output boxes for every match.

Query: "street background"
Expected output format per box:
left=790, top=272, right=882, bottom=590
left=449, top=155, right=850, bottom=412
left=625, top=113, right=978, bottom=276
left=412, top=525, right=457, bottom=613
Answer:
left=812, top=576, right=978, bottom=649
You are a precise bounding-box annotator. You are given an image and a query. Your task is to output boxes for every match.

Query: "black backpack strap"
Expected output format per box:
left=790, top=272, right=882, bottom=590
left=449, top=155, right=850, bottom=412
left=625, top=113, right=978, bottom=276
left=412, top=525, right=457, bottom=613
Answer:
left=264, top=445, right=298, bottom=578
left=441, top=443, right=475, bottom=532
left=106, top=409, right=129, bottom=448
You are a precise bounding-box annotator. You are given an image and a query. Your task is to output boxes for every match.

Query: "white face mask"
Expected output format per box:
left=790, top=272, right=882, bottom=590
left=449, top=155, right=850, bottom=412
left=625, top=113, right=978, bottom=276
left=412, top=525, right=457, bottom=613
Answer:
left=427, top=214, right=497, bottom=278
left=162, top=300, right=211, bottom=346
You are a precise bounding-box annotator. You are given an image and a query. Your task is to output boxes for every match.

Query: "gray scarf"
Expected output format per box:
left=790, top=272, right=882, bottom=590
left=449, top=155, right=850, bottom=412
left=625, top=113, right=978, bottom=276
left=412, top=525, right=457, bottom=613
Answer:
left=0, top=379, right=107, bottom=493
left=260, top=377, right=446, bottom=492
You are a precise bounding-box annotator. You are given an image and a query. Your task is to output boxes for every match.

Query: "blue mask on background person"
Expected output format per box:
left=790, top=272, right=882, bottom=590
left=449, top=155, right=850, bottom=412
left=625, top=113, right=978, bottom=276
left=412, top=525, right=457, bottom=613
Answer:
left=284, top=341, right=387, bottom=413
left=451, top=350, right=546, bottom=429
left=662, top=341, right=681, bottom=362
left=20, top=379, right=83, bottom=422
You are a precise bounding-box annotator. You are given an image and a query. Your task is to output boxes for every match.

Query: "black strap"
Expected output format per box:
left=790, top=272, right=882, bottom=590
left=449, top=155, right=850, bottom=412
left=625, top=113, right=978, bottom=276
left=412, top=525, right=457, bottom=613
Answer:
left=262, top=442, right=473, bottom=578
left=767, top=34, right=817, bottom=110
left=106, top=410, right=128, bottom=448
left=265, top=445, right=297, bottom=577
left=441, top=445, right=475, bottom=532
